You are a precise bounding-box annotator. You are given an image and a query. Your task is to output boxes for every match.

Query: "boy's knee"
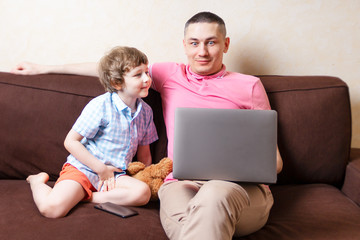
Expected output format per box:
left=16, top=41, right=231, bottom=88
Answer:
left=38, top=200, right=69, bottom=218
left=133, top=183, right=151, bottom=206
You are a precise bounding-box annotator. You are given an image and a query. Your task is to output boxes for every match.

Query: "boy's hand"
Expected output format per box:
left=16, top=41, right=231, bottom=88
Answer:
left=97, top=165, right=123, bottom=192
left=99, top=177, right=116, bottom=192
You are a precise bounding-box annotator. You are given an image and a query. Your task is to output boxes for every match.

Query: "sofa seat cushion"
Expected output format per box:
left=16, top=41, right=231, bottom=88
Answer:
left=0, top=180, right=167, bottom=240
left=238, top=184, right=360, bottom=239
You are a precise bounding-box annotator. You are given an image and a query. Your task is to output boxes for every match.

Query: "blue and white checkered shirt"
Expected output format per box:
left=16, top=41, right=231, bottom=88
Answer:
left=66, top=92, right=158, bottom=190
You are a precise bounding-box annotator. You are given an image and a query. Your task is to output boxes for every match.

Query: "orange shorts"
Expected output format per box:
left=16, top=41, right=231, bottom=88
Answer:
left=55, top=163, right=96, bottom=201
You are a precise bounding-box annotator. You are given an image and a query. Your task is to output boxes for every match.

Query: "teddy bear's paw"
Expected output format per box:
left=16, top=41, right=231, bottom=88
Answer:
left=127, top=161, right=146, bottom=175
left=149, top=178, right=165, bottom=201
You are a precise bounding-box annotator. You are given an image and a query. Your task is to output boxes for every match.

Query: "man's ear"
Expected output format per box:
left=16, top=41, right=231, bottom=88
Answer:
left=224, top=37, right=230, bottom=53
left=183, top=39, right=187, bottom=52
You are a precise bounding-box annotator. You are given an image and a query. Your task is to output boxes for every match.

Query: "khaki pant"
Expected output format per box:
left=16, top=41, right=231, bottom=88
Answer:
left=158, top=180, right=273, bottom=240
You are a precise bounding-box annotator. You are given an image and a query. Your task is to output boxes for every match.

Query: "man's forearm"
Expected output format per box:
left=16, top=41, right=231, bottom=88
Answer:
left=11, top=61, right=99, bottom=76
left=53, top=62, right=99, bottom=77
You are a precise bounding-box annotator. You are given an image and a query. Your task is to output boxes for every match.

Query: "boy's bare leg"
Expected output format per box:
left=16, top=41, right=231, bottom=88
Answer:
left=27, top=172, right=85, bottom=218
left=27, top=172, right=52, bottom=198
left=90, top=175, right=150, bottom=206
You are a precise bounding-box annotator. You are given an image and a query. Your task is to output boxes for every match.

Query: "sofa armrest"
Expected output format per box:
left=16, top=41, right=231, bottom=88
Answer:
left=342, top=148, right=360, bottom=206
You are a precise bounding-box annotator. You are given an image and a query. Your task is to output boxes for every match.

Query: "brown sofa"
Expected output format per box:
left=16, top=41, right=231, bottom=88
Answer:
left=0, top=71, right=359, bottom=240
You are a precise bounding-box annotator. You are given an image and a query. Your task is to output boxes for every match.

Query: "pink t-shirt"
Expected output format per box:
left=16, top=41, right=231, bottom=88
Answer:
left=149, top=62, right=271, bottom=181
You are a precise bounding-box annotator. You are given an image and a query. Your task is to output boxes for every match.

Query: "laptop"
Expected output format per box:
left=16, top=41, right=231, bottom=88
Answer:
left=172, top=108, right=278, bottom=184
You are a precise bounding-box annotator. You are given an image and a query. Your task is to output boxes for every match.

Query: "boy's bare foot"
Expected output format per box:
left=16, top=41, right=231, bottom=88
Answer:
left=26, top=172, right=50, bottom=185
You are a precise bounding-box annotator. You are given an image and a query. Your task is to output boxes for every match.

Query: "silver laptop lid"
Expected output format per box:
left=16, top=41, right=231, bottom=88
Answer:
left=173, top=108, right=277, bottom=184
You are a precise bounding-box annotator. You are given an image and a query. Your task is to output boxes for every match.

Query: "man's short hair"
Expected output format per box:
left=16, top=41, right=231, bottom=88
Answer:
left=98, top=46, right=148, bottom=93
left=184, top=12, right=227, bottom=37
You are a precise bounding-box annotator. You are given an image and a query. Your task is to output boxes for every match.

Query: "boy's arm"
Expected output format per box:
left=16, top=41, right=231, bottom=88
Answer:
left=136, top=145, right=152, bottom=166
left=64, top=129, right=122, bottom=190
left=11, top=62, right=99, bottom=77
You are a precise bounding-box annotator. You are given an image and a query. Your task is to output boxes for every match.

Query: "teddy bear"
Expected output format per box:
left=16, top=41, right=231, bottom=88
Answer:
left=127, top=158, right=173, bottom=200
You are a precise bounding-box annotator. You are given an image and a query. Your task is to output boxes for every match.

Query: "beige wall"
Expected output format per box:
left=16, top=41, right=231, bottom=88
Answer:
left=1, top=0, right=359, bottom=147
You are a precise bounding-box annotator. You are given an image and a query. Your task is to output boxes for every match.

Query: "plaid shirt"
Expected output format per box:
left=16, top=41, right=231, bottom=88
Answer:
left=66, top=92, right=158, bottom=190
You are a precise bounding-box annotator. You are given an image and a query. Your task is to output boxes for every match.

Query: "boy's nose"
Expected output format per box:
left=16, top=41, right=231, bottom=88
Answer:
left=142, top=73, right=150, bottom=83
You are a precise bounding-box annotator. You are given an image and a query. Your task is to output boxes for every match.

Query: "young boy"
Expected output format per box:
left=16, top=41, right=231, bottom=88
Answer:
left=26, top=46, right=158, bottom=218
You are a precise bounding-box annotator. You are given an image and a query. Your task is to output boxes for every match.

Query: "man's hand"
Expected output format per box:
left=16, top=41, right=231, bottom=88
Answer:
left=11, top=62, right=48, bottom=75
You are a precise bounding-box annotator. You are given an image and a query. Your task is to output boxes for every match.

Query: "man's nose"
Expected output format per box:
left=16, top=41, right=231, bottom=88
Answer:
left=198, top=43, right=208, bottom=56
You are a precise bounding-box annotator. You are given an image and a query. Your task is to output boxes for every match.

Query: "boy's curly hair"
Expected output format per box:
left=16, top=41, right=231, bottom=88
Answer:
left=98, top=46, right=148, bottom=92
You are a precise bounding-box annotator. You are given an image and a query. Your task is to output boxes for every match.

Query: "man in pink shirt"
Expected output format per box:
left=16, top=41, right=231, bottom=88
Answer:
left=150, top=63, right=271, bottom=162
left=12, top=11, right=282, bottom=240
left=150, top=13, right=282, bottom=240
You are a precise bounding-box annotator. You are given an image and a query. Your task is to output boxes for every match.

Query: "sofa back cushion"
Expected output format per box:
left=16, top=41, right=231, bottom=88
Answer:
left=0, top=72, right=167, bottom=180
left=0, top=73, right=352, bottom=187
left=260, top=76, right=351, bottom=187
left=0, top=73, right=103, bottom=180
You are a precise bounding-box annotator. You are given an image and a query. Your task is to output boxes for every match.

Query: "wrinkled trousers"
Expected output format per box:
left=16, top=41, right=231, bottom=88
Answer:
left=158, top=180, right=273, bottom=240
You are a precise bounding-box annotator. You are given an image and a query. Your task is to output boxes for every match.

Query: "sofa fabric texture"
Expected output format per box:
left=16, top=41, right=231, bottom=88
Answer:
left=0, top=72, right=359, bottom=240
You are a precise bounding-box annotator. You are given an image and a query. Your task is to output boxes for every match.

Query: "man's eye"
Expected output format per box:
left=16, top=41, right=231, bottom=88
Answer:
left=191, top=42, right=198, bottom=46
left=208, top=41, right=215, bottom=45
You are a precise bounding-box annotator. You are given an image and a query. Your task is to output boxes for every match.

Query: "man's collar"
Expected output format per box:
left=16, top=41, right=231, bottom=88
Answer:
left=186, top=65, right=227, bottom=81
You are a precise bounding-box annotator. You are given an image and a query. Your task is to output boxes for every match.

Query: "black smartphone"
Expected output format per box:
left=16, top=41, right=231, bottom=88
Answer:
left=94, top=202, right=138, bottom=218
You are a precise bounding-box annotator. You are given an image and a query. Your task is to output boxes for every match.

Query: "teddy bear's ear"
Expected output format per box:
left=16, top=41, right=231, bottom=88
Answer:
left=127, top=162, right=146, bottom=175
left=150, top=158, right=173, bottom=178
left=159, top=158, right=173, bottom=165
